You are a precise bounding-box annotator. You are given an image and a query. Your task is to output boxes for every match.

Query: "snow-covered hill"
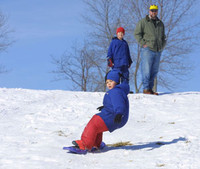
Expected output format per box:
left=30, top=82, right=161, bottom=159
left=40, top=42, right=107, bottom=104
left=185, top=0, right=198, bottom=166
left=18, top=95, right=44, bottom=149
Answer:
left=0, top=88, right=199, bottom=169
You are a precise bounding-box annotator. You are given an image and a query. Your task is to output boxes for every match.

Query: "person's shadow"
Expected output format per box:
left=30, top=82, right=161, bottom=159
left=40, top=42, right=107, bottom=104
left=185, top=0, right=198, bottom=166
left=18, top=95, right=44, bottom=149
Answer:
left=101, top=137, right=187, bottom=152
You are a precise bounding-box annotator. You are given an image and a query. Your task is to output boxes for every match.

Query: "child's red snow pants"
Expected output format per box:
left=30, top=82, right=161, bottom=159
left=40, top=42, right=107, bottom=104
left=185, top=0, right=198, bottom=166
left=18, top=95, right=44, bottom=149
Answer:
left=81, top=115, right=108, bottom=150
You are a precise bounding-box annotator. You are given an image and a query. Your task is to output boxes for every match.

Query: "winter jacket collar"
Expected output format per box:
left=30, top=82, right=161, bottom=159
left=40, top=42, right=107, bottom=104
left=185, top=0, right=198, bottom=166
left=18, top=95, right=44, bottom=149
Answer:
left=112, top=37, right=124, bottom=41
left=146, top=15, right=160, bottom=23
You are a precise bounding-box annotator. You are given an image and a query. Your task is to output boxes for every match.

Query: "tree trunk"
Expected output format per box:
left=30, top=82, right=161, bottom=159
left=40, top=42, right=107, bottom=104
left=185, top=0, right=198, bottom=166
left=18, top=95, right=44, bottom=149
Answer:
left=134, top=45, right=141, bottom=93
left=153, top=77, right=157, bottom=92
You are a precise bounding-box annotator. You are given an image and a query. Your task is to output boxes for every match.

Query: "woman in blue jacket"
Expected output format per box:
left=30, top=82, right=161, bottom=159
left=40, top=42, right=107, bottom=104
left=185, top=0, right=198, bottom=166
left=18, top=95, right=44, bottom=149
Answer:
left=72, top=70, right=130, bottom=152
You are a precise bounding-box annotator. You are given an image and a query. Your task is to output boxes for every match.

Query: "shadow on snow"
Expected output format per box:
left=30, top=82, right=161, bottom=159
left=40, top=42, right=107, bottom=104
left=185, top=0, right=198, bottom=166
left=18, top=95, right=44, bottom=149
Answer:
left=102, top=137, right=187, bottom=152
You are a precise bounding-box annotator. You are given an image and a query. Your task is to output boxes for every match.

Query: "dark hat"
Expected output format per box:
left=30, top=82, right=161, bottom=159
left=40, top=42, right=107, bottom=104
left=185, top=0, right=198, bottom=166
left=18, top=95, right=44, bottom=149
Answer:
left=105, top=70, right=121, bottom=83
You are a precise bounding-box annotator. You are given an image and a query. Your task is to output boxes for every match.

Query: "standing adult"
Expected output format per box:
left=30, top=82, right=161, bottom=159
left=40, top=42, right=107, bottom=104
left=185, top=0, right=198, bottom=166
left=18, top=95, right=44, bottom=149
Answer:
left=134, top=5, right=166, bottom=95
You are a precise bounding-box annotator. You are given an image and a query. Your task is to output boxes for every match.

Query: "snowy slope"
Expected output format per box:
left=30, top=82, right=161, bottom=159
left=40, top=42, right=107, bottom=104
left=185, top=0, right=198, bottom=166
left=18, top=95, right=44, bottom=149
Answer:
left=0, top=88, right=200, bottom=169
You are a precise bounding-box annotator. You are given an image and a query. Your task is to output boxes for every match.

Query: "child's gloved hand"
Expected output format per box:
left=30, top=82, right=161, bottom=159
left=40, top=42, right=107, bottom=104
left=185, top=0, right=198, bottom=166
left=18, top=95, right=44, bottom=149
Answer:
left=107, top=58, right=113, bottom=67
left=114, top=114, right=122, bottom=123
left=97, top=106, right=104, bottom=111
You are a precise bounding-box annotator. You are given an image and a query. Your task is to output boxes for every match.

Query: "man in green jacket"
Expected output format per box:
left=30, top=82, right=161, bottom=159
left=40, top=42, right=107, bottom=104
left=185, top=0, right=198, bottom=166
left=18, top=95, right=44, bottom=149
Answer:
left=134, top=5, right=166, bottom=95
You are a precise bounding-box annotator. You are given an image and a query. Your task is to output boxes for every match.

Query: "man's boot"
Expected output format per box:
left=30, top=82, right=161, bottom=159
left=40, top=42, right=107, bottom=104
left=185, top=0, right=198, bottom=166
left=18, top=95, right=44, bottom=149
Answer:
left=150, top=89, right=158, bottom=95
left=143, top=89, right=152, bottom=94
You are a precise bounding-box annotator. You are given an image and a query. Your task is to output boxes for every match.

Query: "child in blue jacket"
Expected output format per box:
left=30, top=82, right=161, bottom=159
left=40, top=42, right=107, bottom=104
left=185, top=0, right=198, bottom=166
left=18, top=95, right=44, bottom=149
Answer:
left=107, top=27, right=132, bottom=84
left=72, top=70, right=130, bottom=151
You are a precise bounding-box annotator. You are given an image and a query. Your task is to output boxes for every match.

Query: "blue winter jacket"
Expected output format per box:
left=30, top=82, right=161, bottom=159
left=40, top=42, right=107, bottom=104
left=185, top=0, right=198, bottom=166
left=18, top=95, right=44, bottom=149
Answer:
left=107, top=37, right=132, bottom=68
left=97, top=83, right=130, bottom=132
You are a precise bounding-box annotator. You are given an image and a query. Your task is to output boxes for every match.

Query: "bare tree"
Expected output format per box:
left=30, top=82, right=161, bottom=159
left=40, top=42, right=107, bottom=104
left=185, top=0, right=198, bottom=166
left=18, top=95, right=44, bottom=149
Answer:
left=52, top=42, right=102, bottom=91
left=83, top=0, right=199, bottom=92
left=82, top=0, right=130, bottom=91
left=125, top=0, right=199, bottom=92
left=54, top=0, right=199, bottom=92
left=52, top=0, right=125, bottom=92
left=0, top=10, right=13, bottom=74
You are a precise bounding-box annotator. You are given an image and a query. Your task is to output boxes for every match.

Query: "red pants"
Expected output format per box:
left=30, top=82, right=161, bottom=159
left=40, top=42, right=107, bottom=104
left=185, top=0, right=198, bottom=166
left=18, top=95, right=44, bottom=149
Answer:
left=81, top=115, right=108, bottom=150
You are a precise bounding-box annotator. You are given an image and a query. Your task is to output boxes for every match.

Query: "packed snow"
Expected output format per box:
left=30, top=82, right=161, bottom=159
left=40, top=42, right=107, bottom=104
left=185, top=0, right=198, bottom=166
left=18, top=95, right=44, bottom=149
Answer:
left=0, top=88, right=199, bottom=169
